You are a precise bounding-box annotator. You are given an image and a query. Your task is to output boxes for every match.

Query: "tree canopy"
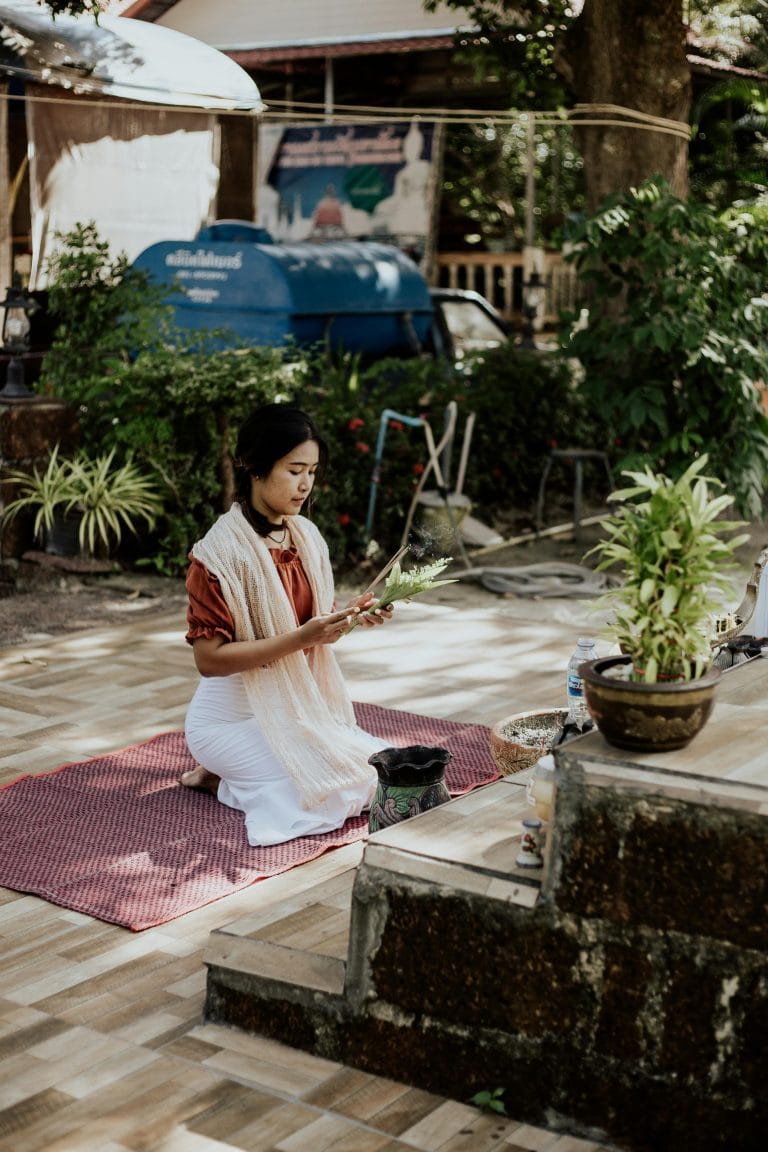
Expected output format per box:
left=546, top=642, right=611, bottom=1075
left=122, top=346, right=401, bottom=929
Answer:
left=429, top=1, right=768, bottom=210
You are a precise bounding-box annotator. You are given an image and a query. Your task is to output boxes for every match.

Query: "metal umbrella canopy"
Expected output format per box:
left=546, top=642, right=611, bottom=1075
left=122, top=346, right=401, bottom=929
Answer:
left=0, top=0, right=264, bottom=110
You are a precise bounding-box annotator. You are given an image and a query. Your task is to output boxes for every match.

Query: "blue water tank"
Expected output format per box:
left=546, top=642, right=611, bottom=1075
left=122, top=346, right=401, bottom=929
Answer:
left=132, top=236, right=434, bottom=358
left=196, top=221, right=274, bottom=244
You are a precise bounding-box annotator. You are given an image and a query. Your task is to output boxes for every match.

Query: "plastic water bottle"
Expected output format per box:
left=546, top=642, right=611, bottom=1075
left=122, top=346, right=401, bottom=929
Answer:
left=566, top=637, right=597, bottom=727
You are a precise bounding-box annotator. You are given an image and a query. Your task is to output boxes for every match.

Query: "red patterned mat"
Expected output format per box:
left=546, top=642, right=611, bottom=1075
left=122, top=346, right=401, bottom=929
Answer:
left=0, top=702, right=498, bottom=931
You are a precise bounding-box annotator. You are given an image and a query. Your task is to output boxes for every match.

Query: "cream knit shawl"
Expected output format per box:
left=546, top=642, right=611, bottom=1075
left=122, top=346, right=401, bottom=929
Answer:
left=191, top=504, right=377, bottom=807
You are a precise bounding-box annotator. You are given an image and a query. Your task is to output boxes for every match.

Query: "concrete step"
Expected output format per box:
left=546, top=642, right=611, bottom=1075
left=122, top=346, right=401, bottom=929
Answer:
left=203, top=780, right=539, bottom=1036
left=204, top=865, right=357, bottom=1003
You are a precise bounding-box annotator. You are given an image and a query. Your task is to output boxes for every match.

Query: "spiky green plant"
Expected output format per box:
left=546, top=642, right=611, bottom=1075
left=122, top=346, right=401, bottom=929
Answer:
left=67, top=449, right=162, bottom=557
left=588, top=455, right=749, bottom=683
left=1, top=446, right=162, bottom=558
left=1, top=445, right=80, bottom=543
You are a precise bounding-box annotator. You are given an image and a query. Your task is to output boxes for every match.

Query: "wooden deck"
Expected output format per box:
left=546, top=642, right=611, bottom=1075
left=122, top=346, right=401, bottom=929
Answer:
left=0, top=588, right=623, bottom=1150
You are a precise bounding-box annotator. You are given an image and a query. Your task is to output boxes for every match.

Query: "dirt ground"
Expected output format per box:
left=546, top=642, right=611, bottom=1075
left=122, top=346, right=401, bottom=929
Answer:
left=0, top=555, right=190, bottom=649
left=1, top=511, right=766, bottom=650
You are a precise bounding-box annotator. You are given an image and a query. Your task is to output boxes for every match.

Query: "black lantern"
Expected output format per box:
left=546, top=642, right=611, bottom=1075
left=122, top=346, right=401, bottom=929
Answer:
left=520, top=268, right=545, bottom=349
left=1, top=277, right=40, bottom=399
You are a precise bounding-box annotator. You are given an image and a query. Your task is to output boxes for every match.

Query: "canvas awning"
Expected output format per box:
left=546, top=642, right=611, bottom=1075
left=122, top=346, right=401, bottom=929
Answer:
left=0, top=0, right=263, bottom=111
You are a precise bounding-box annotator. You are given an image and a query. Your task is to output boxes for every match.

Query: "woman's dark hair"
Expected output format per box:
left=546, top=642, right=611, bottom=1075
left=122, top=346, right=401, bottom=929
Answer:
left=234, top=403, right=328, bottom=536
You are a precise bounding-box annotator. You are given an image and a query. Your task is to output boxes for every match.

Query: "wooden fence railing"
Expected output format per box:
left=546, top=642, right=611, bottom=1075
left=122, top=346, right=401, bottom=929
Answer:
left=431, top=250, right=580, bottom=327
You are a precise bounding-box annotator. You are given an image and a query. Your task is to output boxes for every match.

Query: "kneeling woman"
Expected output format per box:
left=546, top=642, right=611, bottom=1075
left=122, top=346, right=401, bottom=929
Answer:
left=183, top=403, right=392, bottom=846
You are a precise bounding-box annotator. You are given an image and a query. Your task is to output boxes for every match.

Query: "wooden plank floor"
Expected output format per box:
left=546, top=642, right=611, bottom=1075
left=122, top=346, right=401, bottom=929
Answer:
left=0, top=605, right=620, bottom=1152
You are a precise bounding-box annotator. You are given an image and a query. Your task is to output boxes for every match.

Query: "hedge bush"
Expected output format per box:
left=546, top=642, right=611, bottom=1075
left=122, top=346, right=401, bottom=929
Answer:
left=36, top=225, right=607, bottom=576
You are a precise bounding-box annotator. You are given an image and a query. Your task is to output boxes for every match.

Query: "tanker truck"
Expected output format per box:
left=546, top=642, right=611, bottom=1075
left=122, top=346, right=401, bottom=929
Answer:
left=131, top=221, right=510, bottom=365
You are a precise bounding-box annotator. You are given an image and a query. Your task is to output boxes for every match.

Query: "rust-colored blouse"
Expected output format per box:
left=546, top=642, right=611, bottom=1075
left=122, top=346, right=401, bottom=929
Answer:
left=185, top=548, right=314, bottom=644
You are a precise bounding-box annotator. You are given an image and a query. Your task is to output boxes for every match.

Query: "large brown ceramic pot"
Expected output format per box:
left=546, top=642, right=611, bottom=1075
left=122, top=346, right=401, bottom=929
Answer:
left=581, top=655, right=721, bottom=754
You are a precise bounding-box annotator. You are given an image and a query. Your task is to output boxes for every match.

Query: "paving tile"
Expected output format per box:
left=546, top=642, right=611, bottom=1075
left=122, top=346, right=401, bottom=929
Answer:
left=0, top=1087, right=75, bottom=1149
left=225, top=1100, right=324, bottom=1152
left=399, top=1099, right=482, bottom=1150
left=0, top=585, right=687, bottom=1152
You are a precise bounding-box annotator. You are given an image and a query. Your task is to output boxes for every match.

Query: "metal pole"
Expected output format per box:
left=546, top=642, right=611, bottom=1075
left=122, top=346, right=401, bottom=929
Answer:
left=324, top=57, right=334, bottom=122
left=525, top=113, right=536, bottom=251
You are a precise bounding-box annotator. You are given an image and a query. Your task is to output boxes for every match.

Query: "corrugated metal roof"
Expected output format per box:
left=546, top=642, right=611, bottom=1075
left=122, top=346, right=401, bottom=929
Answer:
left=229, top=33, right=456, bottom=65
left=125, top=0, right=470, bottom=53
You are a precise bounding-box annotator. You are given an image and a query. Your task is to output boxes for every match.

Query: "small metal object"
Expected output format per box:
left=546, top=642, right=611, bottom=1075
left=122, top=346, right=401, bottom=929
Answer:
left=516, top=817, right=544, bottom=869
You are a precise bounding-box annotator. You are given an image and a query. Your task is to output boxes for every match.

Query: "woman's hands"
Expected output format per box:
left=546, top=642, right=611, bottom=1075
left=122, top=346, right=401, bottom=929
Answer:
left=343, top=591, right=395, bottom=628
left=192, top=596, right=395, bottom=676
left=300, top=607, right=361, bottom=646
left=301, top=594, right=393, bottom=646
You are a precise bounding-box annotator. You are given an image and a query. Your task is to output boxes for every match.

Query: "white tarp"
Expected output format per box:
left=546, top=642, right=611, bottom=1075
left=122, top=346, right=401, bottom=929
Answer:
left=27, top=91, right=219, bottom=288
left=0, top=1, right=263, bottom=110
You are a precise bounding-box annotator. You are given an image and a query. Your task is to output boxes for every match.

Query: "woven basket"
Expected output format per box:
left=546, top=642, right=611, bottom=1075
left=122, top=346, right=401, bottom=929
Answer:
left=489, top=708, right=568, bottom=775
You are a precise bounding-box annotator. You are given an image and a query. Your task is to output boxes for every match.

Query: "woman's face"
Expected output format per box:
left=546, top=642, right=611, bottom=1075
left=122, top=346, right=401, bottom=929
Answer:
left=250, top=439, right=319, bottom=521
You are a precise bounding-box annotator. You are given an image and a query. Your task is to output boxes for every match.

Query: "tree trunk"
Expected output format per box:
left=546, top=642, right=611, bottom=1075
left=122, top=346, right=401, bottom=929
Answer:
left=558, top=0, right=691, bottom=211
left=216, top=409, right=235, bottom=510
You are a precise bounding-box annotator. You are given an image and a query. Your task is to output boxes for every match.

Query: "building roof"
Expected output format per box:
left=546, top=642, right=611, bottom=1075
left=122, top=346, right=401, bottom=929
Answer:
left=118, top=0, right=471, bottom=55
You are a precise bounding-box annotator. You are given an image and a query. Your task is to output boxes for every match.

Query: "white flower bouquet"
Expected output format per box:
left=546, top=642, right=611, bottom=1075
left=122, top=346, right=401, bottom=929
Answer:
left=346, top=553, right=456, bottom=632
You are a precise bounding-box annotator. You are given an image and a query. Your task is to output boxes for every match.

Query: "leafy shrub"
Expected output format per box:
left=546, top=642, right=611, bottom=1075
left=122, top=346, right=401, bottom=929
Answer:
left=38, top=221, right=172, bottom=404
left=297, top=346, right=605, bottom=565
left=38, top=224, right=605, bottom=576
left=293, top=352, right=460, bottom=563
left=560, top=179, right=768, bottom=518
left=455, top=345, right=606, bottom=516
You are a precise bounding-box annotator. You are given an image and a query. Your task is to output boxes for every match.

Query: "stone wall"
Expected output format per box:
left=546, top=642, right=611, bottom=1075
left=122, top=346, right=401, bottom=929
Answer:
left=342, top=796, right=767, bottom=1150
left=205, top=675, right=768, bottom=1152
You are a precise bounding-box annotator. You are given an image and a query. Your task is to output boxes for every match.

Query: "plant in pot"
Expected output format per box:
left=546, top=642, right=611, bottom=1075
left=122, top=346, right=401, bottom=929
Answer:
left=581, top=455, right=749, bottom=753
left=2, top=446, right=162, bottom=559
left=1, top=445, right=79, bottom=553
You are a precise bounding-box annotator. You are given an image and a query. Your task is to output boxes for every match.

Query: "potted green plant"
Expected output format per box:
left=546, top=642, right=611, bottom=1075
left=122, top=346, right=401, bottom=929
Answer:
left=1, top=445, right=79, bottom=552
left=2, top=446, right=162, bottom=559
left=580, top=455, right=749, bottom=753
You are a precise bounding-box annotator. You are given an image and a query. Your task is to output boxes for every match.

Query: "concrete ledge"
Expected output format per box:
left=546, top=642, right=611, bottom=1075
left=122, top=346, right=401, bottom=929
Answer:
left=204, top=932, right=346, bottom=997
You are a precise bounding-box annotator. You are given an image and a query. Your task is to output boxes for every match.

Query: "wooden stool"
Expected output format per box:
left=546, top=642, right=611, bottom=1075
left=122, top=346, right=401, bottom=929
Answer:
left=535, top=448, right=613, bottom=540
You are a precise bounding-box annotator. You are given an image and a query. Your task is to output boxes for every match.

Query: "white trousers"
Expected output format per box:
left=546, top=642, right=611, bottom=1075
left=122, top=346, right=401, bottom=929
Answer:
left=184, top=673, right=376, bottom=846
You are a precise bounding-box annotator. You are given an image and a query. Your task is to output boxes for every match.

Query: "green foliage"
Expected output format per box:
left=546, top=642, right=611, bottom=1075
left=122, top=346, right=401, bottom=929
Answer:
left=345, top=556, right=456, bottom=632
left=589, top=456, right=749, bottom=682
left=38, top=221, right=299, bottom=571
left=296, top=345, right=606, bottom=567
left=1, top=445, right=162, bottom=558
left=560, top=179, right=768, bottom=517
left=75, top=336, right=298, bottom=572
left=469, top=1086, right=508, bottom=1115
left=1, top=444, right=79, bottom=543
left=441, top=119, right=585, bottom=249
left=424, top=1, right=575, bottom=109
left=39, top=221, right=173, bottom=404
left=46, top=1, right=106, bottom=16
left=66, top=449, right=163, bottom=558
left=454, top=345, right=608, bottom=511
left=292, top=352, right=460, bottom=564
left=36, top=224, right=604, bottom=577
left=691, top=76, right=768, bottom=210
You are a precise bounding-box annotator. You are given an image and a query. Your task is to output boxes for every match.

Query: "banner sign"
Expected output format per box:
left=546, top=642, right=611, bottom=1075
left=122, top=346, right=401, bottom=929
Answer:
left=257, top=119, right=441, bottom=265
